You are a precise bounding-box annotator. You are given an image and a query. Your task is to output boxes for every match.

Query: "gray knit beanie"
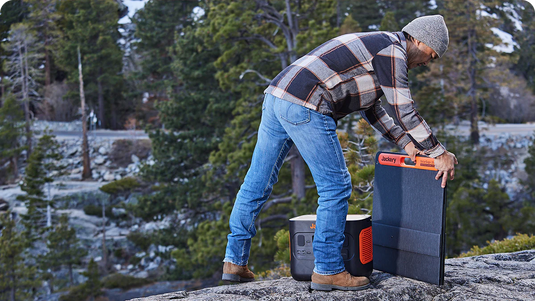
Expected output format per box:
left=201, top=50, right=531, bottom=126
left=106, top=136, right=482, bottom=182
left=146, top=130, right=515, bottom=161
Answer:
left=402, top=15, right=449, bottom=57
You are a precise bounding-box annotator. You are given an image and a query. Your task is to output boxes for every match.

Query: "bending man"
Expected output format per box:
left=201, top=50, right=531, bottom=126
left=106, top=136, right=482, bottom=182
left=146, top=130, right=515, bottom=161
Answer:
left=222, top=15, right=458, bottom=291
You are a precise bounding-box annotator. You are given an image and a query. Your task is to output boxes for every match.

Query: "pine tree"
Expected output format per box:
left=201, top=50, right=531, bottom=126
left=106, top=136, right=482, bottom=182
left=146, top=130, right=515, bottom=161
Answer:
left=513, top=1, right=535, bottom=93
left=524, top=138, right=535, bottom=201
left=379, top=11, right=399, bottom=31
left=339, top=15, right=362, bottom=35
left=340, top=0, right=382, bottom=31
left=379, top=0, right=435, bottom=26
left=171, top=0, right=341, bottom=279
left=40, top=214, right=87, bottom=289
left=0, top=214, right=38, bottom=301
left=0, top=94, right=25, bottom=183
left=0, top=0, right=26, bottom=101
left=416, top=0, right=502, bottom=142
left=206, top=0, right=339, bottom=211
left=56, top=0, right=125, bottom=129
left=24, top=0, right=61, bottom=88
left=131, top=0, right=198, bottom=100
left=17, top=132, right=64, bottom=241
left=82, top=258, right=101, bottom=301
left=2, top=22, right=43, bottom=154
left=136, top=23, right=234, bottom=219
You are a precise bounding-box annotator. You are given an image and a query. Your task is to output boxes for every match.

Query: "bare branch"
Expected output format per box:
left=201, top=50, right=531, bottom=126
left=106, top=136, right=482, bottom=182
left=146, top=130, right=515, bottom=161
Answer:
left=240, top=69, right=272, bottom=84
left=255, top=214, right=288, bottom=228
left=262, top=196, right=293, bottom=211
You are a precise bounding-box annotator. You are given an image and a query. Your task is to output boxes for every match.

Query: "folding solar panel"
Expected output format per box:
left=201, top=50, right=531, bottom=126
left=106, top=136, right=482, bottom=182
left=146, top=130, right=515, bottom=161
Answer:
left=372, top=151, right=447, bottom=285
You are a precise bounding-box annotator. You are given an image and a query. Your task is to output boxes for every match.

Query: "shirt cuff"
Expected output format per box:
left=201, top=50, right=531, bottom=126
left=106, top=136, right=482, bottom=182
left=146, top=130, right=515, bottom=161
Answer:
left=425, top=143, right=446, bottom=158
left=396, top=134, right=412, bottom=150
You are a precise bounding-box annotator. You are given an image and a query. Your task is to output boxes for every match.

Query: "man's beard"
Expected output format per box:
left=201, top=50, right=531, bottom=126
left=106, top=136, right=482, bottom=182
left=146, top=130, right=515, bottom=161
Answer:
left=406, top=46, right=420, bottom=69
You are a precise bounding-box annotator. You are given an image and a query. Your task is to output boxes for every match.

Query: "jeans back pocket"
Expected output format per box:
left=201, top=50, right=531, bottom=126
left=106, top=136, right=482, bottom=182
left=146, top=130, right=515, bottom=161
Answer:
left=280, top=101, right=311, bottom=125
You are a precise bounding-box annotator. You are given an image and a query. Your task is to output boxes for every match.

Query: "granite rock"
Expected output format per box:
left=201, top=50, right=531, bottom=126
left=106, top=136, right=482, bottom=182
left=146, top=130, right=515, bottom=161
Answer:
left=128, top=250, right=535, bottom=301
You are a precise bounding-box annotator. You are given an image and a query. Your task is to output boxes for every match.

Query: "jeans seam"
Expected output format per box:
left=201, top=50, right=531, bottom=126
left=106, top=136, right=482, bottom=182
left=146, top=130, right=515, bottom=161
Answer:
left=245, top=137, right=290, bottom=236
left=324, top=115, right=347, bottom=184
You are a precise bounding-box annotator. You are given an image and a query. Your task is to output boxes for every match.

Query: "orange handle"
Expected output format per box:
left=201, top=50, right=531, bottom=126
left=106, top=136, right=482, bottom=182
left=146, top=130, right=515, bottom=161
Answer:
left=378, top=153, right=437, bottom=171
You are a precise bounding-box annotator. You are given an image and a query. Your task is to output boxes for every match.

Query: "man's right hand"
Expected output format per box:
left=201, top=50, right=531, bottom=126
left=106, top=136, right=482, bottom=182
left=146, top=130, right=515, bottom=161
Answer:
left=434, top=151, right=458, bottom=188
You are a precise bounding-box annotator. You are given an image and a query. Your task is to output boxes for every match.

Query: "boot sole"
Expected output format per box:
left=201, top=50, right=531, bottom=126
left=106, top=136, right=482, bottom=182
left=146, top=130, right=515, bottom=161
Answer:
left=311, top=282, right=370, bottom=291
left=222, top=273, right=254, bottom=282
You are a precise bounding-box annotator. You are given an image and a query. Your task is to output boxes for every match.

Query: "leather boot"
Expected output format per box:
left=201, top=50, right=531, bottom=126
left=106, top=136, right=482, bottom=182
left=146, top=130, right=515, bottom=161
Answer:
left=311, top=271, right=370, bottom=291
left=222, top=262, right=255, bottom=282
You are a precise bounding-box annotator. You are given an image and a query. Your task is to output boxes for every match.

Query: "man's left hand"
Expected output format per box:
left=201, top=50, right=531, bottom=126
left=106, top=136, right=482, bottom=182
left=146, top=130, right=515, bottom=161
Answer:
left=404, top=142, right=421, bottom=162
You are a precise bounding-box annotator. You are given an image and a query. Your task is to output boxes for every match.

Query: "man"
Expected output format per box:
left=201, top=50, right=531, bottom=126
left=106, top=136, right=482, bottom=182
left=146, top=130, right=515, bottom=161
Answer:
left=221, top=15, right=458, bottom=291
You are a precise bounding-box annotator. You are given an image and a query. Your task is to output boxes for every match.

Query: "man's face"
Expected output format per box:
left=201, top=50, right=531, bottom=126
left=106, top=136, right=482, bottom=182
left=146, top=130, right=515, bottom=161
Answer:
left=407, top=40, right=438, bottom=70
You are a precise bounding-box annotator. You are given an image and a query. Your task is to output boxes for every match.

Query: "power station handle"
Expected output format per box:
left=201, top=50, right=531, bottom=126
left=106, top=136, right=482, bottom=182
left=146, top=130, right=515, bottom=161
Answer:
left=377, top=153, right=437, bottom=171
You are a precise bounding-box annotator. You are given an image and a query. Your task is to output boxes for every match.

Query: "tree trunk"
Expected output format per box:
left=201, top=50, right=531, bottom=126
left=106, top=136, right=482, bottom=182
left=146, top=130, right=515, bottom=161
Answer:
left=290, top=146, right=306, bottom=199
left=1, top=73, right=4, bottom=106
left=9, top=273, right=15, bottom=301
left=468, top=26, right=479, bottom=145
left=111, top=96, right=117, bottom=130
left=283, top=1, right=306, bottom=200
left=78, top=46, right=92, bottom=180
left=18, top=40, right=31, bottom=156
left=44, top=37, right=51, bottom=87
left=101, top=198, right=108, bottom=273
left=97, top=69, right=105, bottom=129
left=336, top=0, right=341, bottom=27
left=11, top=156, right=18, bottom=179
left=69, top=264, right=74, bottom=286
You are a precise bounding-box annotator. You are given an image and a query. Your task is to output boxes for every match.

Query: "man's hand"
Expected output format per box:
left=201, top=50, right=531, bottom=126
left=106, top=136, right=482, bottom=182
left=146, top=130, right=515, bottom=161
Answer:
left=434, top=151, right=458, bottom=188
left=404, top=142, right=420, bottom=162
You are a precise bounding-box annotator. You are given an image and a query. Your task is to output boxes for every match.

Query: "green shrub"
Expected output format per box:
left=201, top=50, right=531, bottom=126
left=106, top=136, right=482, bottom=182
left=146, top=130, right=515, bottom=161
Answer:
left=83, top=204, right=112, bottom=217
left=129, top=255, right=142, bottom=266
left=101, top=273, right=153, bottom=290
left=127, top=231, right=152, bottom=251
left=100, top=177, right=141, bottom=195
left=459, top=233, right=535, bottom=258
left=257, top=263, right=291, bottom=280
left=59, top=282, right=102, bottom=301
left=274, top=229, right=290, bottom=265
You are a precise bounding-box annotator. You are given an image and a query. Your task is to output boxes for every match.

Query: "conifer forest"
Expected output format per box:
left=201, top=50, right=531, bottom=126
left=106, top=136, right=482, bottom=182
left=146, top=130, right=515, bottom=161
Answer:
left=0, top=0, right=535, bottom=300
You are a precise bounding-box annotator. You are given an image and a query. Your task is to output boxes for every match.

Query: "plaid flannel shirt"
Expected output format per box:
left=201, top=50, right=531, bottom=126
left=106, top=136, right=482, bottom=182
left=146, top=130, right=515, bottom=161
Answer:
left=264, top=31, right=445, bottom=158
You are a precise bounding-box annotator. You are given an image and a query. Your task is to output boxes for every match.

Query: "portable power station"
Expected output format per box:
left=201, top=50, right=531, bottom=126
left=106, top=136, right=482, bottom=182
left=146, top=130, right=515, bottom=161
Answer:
left=289, top=214, right=373, bottom=281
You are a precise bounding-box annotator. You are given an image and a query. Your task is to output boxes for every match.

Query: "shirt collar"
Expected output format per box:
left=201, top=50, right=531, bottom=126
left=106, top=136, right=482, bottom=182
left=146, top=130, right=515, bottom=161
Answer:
left=395, top=31, right=407, bottom=52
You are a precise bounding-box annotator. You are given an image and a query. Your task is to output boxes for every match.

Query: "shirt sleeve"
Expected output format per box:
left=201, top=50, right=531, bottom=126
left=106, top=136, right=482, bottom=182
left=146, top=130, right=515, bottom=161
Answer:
left=359, top=100, right=412, bottom=149
left=370, top=44, right=445, bottom=158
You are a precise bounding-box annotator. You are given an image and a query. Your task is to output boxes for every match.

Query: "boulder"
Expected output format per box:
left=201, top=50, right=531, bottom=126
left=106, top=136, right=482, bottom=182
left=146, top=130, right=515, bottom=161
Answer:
left=98, top=146, right=109, bottom=155
left=112, top=207, right=127, bottom=217
left=0, top=199, right=9, bottom=211
left=94, top=156, right=106, bottom=165
left=103, top=172, right=115, bottom=181
left=128, top=250, right=535, bottom=301
left=67, top=147, right=79, bottom=157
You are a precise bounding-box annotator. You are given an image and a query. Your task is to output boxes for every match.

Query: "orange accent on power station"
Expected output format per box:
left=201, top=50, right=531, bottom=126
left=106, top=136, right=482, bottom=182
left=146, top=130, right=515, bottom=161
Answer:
left=359, top=226, right=373, bottom=265
left=378, top=153, right=437, bottom=171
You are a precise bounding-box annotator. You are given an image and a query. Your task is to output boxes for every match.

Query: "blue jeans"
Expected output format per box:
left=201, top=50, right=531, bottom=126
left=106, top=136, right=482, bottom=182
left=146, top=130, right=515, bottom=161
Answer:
left=224, top=93, right=351, bottom=275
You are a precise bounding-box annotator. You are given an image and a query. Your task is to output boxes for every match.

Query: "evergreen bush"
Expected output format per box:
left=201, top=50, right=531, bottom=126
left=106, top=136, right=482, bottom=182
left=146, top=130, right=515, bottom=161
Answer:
left=101, top=273, right=153, bottom=290
left=83, top=204, right=112, bottom=218
left=127, top=231, right=153, bottom=252
left=459, top=233, right=535, bottom=258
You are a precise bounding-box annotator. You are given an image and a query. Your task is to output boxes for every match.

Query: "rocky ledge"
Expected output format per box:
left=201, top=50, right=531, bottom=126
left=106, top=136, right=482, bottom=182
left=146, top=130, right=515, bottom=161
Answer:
left=129, top=250, right=535, bottom=301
